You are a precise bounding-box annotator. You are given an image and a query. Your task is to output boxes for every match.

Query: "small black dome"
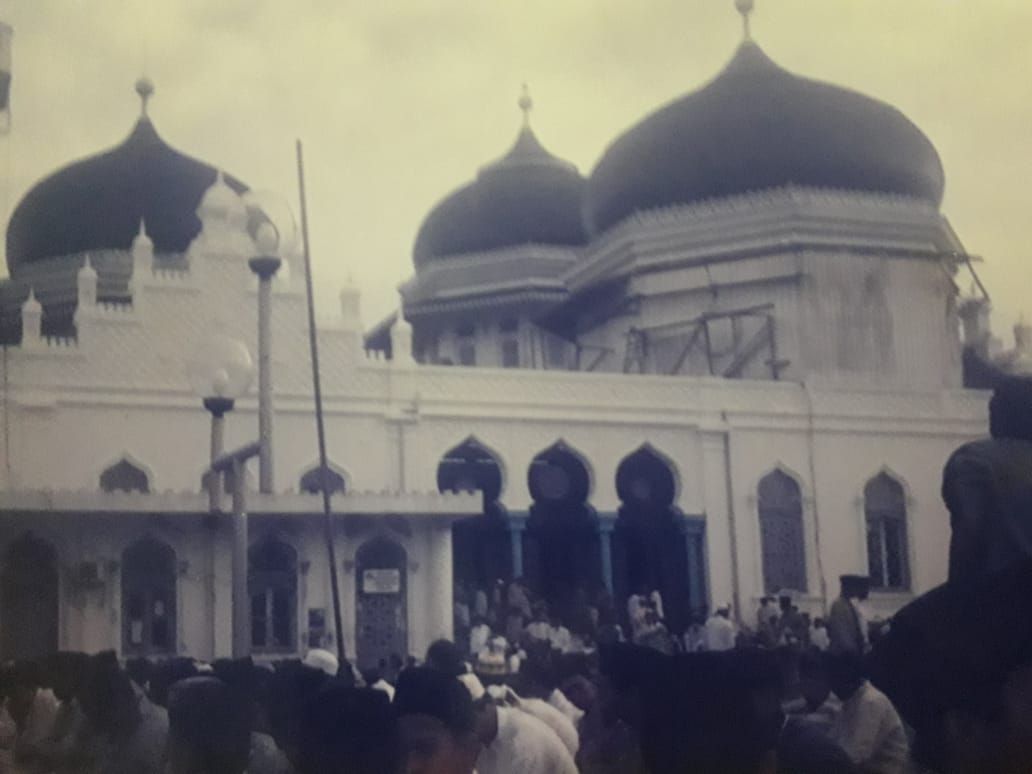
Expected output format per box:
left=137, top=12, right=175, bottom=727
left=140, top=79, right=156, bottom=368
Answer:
left=585, top=42, right=945, bottom=235
left=413, top=126, right=587, bottom=266
left=6, top=117, right=247, bottom=274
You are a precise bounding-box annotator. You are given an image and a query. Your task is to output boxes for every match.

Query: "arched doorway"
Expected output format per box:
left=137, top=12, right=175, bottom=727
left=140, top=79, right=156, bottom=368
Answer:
left=614, top=446, right=693, bottom=634
left=122, top=537, right=177, bottom=656
left=437, top=438, right=510, bottom=592
left=249, top=537, right=298, bottom=654
left=1, top=534, right=59, bottom=660
left=355, top=537, right=408, bottom=670
left=525, top=442, right=599, bottom=619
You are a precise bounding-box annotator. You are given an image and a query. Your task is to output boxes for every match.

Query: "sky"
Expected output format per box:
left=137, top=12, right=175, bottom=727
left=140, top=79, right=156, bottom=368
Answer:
left=0, top=0, right=1029, bottom=342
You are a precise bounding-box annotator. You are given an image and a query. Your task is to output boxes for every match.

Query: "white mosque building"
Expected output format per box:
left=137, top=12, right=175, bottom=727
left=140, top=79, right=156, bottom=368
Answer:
left=0, top=7, right=997, bottom=668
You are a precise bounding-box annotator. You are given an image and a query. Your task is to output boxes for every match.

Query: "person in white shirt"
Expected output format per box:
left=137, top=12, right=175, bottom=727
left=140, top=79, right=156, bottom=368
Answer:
left=525, top=607, right=551, bottom=644
left=470, top=617, right=492, bottom=658
left=546, top=614, right=572, bottom=654
left=460, top=671, right=578, bottom=774
left=811, top=617, right=831, bottom=651
left=703, top=604, right=737, bottom=651
left=827, top=652, right=908, bottom=774
left=487, top=685, right=580, bottom=760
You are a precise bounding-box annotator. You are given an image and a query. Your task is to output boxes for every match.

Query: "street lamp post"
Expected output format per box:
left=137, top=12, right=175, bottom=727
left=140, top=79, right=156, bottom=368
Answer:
left=188, top=334, right=255, bottom=510
left=248, top=224, right=282, bottom=495
left=189, top=333, right=255, bottom=657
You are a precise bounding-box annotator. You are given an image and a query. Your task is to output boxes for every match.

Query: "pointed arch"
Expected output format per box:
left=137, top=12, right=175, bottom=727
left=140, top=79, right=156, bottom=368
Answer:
left=757, top=467, right=806, bottom=594
left=436, top=436, right=505, bottom=504
left=528, top=439, right=593, bottom=505
left=616, top=444, right=679, bottom=508
left=100, top=455, right=151, bottom=493
left=249, top=536, right=298, bottom=653
left=122, top=536, right=177, bottom=655
left=1, top=533, right=59, bottom=659
left=299, top=460, right=349, bottom=496
left=863, top=469, right=910, bottom=590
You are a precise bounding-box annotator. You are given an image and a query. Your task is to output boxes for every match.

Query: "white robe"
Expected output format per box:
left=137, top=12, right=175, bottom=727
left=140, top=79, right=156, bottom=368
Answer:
left=476, top=706, right=578, bottom=774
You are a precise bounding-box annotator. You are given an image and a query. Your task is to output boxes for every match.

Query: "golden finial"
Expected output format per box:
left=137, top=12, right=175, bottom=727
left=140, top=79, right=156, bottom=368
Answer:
left=735, top=0, right=755, bottom=40
left=135, top=77, right=154, bottom=117
left=518, top=83, right=533, bottom=128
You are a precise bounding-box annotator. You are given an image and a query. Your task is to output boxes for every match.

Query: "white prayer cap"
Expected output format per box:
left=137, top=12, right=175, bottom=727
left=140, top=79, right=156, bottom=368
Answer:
left=303, top=648, right=339, bottom=677
left=457, top=672, right=486, bottom=701
left=716, top=602, right=731, bottom=612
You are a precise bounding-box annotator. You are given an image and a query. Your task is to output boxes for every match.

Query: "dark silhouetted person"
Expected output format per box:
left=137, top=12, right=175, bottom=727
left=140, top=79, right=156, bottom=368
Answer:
left=394, top=666, right=479, bottom=774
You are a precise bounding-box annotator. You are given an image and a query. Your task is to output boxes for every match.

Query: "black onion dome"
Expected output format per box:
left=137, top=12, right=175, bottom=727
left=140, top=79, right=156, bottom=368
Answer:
left=585, top=42, right=945, bottom=235
left=412, top=125, right=587, bottom=267
left=6, top=116, right=248, bottom=274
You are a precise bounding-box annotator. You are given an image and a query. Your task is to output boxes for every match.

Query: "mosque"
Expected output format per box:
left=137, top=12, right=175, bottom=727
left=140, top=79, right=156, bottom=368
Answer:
left=0, top=4, right=1004, bottom=668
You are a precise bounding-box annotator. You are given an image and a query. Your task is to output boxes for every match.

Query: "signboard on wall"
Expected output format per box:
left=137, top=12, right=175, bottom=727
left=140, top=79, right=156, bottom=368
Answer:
left=362, top=568, right=401, bottom=594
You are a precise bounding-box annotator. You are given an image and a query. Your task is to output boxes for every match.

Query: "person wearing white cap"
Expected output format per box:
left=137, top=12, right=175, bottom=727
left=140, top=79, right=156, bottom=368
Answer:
left=302, top=648, right=339, bottom=677
left=459, top=673, right=578, bottom=774
left=703, top=603, right=737, bottom=651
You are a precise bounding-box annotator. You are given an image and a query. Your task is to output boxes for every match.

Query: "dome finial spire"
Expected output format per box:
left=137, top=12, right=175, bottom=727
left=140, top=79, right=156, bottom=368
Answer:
left=735, top=0, right=755, bottom=41
left=518, top=83, right=533, bottom=128
left=135, top=77, right=154, bottom=117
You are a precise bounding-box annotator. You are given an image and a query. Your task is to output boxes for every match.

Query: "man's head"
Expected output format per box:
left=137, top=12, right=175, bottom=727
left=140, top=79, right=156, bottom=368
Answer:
left=778, top=595, right=792, bottom=612
left=42, top=651, right=90, bottom=703
left=425, top=639, right=466, bottom=678
left=989, top=377, right=1032, bottom=442
left=6, top=659, right=42, bottom=730
left=717, top=604, right=731, bottom=619
left=638, top=650, right=782, bottom=774
left=168, top=676, right=252, bottom=774
left=394, top=667, right=479, bottom=774
left=296, top=684, right=399, bottom=774
left=78, top=651, right=140, bottom=739
left=797, top=650, right=832, bottom=712
left=870, top=560, right=1032, bottom=774
left=826, top=651, right=865, bottom=701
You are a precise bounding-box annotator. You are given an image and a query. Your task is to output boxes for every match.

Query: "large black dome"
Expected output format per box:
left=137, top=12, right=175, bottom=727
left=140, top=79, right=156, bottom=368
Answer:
left=413, top=125, right=587, bottom=267
left=585, top=42, right=945, bottom=235
left=6, top=116, right=247, bottom=274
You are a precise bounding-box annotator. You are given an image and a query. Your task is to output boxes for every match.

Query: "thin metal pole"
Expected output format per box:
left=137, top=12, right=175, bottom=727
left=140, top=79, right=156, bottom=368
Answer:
left=296, top=140, right=346, bottom=664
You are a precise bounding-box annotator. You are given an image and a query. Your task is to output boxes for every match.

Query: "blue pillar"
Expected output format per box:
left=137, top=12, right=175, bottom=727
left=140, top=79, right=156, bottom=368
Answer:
left=508, top=514, right=527, bottom=579
left=682, top=515, right=708, bottom=614
left=599, top=517, right=615, bottom=595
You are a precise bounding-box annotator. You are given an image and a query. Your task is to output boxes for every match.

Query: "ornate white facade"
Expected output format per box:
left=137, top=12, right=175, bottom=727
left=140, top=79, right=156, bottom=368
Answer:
left=0, top=27, right=994, bottom=667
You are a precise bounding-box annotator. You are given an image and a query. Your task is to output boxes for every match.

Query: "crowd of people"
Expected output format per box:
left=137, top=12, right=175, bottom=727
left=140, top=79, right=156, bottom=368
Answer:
left=2, top=378, right=1032, bottom=772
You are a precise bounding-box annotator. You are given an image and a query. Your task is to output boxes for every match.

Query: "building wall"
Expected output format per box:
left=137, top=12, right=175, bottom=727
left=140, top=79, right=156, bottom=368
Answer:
left=0, top=184, right=989, bottom=657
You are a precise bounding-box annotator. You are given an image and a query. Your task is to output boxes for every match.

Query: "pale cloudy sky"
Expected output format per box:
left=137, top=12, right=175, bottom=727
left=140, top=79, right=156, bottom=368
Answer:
left=0, top=0, right=1029, bottom=341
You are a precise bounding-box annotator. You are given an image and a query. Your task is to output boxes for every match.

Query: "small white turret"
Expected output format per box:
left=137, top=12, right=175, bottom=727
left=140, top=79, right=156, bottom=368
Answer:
left=77, top=255, right=98, bottom=308
left=132, top=219, right=154, bottom=265
left=391, top=294, right=415, bottom=367
left=340, top=276, right=362, bottom=331
left=21, top=287, right=43, bottom=346
left=1010, top=316, right=1032, bottom=375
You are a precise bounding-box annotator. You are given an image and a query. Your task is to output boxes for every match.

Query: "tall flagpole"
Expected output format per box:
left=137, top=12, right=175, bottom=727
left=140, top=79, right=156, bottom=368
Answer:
left=296, top=140, right=346, bottom=665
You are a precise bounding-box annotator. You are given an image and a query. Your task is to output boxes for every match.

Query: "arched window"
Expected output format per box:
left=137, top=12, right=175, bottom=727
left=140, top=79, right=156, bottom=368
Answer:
left=437, top=438, right=503, bottom=505
left=100, top=458, right=150, bottom=493
left=528, top=442, right=590, bottom=506
left=122, top=537, right=177, bottom=655
left=616, top=446, right=677, bottom=509
left=757, top=470, right=806, bottom=593
left=864, top=473, right=910, bottom=590
left=299, top=464, right=347, bottom=496
left=249, top=538, right=297, bottom=653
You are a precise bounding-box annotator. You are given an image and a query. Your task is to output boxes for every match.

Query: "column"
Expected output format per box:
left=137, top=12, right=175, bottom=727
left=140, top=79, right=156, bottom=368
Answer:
left=230, top=460, right=250, bottom=657
left=248, top=255, right=281, bottom=494
left=681, top=515, right=708, bottom=614
left=598, top=516, right=616, bottom=595
left=508, top=513, right=528, bottom=579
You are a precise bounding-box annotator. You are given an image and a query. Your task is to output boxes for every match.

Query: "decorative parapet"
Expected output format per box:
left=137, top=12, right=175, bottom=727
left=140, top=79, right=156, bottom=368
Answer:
left=0, top=488, right=481, bottom=520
